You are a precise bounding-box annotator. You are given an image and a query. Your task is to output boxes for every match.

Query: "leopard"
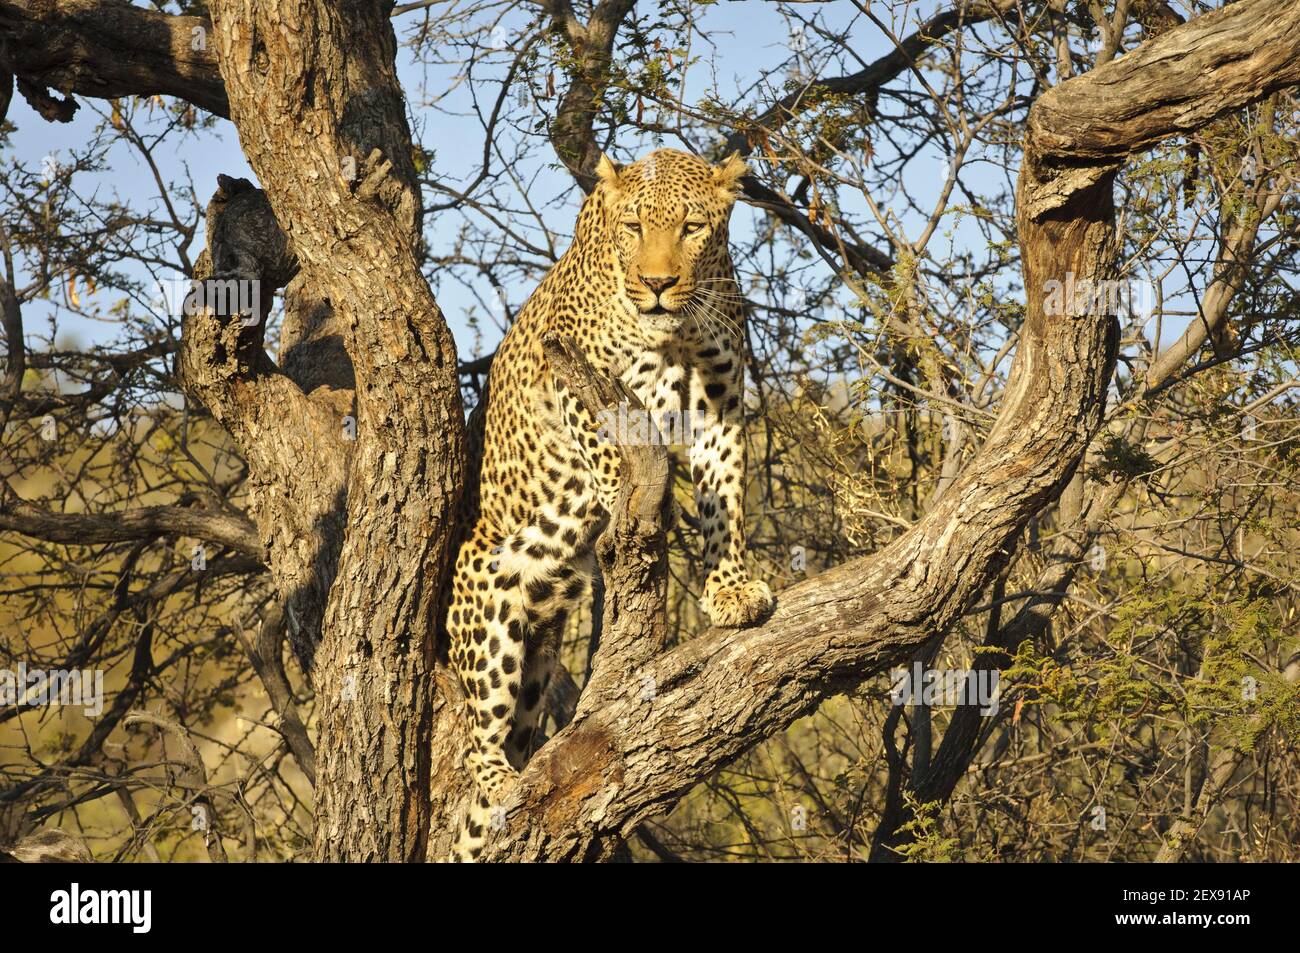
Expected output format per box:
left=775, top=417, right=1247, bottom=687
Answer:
left=446, top=148, right=773, bottom=860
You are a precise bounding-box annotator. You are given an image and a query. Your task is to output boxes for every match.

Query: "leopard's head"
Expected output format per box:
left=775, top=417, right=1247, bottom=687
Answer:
left=596, top=148, right=748, bottom=334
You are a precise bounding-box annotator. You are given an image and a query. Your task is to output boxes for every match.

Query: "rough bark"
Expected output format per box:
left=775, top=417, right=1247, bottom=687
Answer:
left=179, top=176, right=345, bottom=667
left=0, top=0, right=442, bottom=123
left=0, top=0, right=228, bottom=120
left=191, top=0, right=465, bottom=862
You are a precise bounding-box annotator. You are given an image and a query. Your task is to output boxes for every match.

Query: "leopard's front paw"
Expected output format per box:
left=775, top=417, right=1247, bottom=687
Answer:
left=702, top=580, right=774, bottom=628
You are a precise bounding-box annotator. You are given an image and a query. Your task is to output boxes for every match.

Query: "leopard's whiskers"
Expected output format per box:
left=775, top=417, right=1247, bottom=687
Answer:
left=693, top=289, right=743, bottom=340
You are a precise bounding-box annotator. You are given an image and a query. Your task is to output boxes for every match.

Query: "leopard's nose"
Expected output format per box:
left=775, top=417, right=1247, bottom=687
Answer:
left=640, top=274, right=679, bottom=295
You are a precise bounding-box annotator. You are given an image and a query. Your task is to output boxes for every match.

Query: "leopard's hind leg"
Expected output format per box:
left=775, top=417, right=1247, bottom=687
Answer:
left=448, top=494, right=595, bottom=860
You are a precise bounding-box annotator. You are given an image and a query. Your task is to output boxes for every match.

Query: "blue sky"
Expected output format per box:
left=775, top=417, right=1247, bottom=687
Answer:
left=4, top=1, right=1229, bottom=373
left=4, top=1, right=948, bottom=358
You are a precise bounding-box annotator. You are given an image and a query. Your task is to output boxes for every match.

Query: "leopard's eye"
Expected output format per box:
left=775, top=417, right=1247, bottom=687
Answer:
left=683, top=221, right=706, bottom=236
left=623, top=221, right=642, bottom=235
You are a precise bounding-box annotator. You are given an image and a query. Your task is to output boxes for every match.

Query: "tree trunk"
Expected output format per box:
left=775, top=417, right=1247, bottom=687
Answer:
left=200, top=0, right=465, bottom=862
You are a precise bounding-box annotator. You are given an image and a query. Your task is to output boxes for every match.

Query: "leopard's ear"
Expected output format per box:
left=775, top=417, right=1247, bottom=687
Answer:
left=712, top=151, right=749, bottom=196
left=595, top=153, right=624, bottom=191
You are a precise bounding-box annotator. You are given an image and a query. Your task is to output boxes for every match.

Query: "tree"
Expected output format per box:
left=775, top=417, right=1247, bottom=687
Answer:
left=1, top=0, right=1297, bottom=862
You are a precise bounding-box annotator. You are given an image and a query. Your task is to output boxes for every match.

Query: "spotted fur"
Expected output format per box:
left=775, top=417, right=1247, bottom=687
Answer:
left=448, top=149, right=772, bottom=859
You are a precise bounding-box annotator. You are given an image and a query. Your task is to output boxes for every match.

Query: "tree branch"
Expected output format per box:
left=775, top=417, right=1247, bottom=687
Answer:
left=547, top=0, right=637, bottom=192
left=0, top=488, right=263, bottom=559
left=122, top=710, right=228, bottom=863
left=178, top=174, right=348, bottom=666
left=870, top=161, right=1289, bottom=858
left=204, top=0, right=464, bottom=861
left=0, top=0, right=228, bottom=121
left=542, top=334, right=672, bottom=698
left=721, top=0, right=1018, bottom=160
